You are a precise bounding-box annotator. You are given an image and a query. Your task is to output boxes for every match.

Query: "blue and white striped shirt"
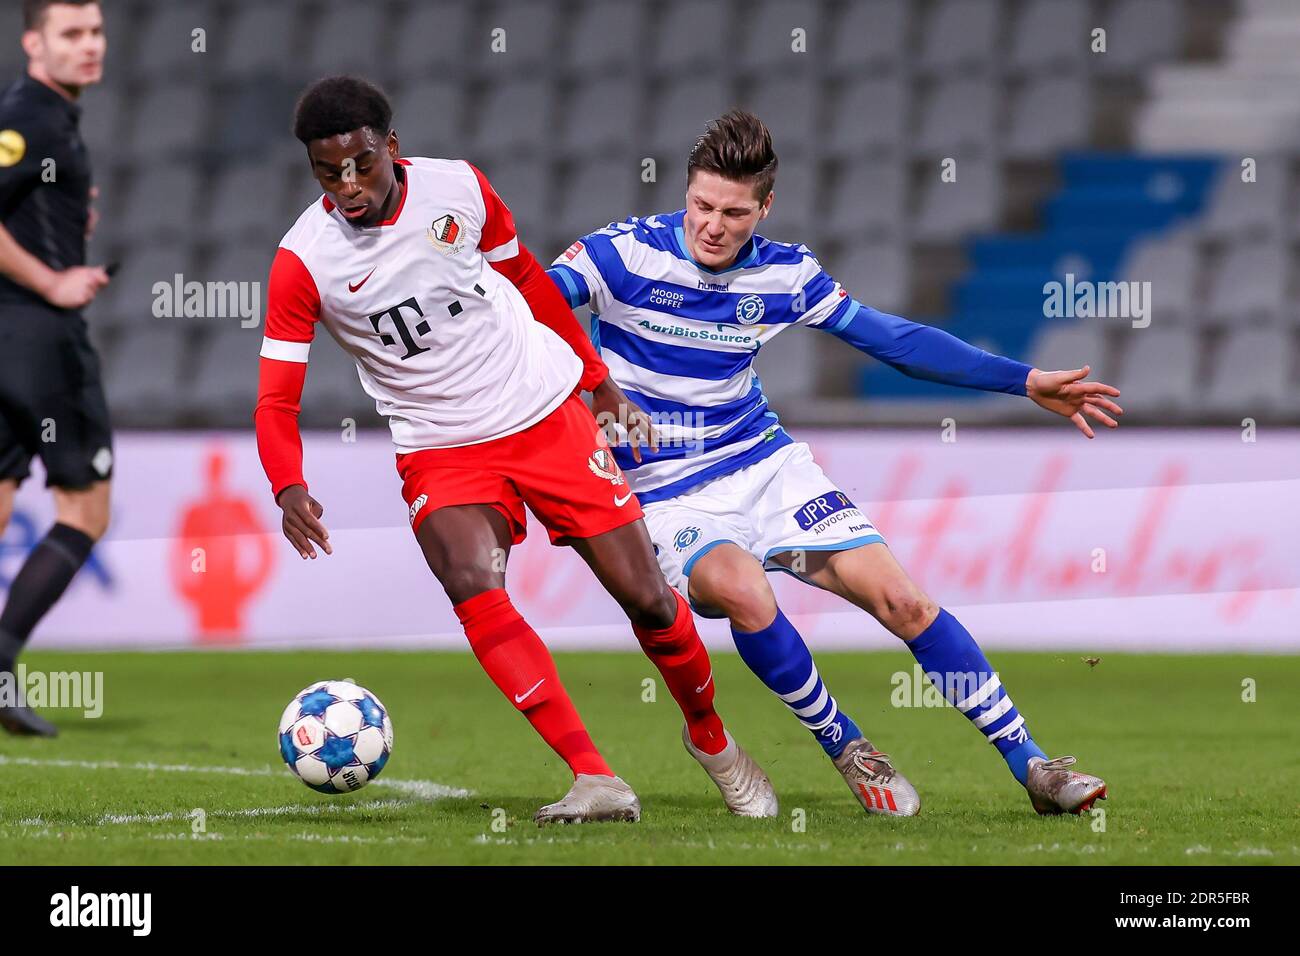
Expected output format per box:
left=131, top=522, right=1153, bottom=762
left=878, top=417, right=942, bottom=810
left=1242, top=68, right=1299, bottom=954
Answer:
left=548, top=209, right=855, bottom=505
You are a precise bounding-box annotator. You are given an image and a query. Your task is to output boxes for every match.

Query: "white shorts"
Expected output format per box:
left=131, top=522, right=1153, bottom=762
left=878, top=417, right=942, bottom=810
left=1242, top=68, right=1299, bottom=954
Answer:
left=643, top=441, right=885, bottom=617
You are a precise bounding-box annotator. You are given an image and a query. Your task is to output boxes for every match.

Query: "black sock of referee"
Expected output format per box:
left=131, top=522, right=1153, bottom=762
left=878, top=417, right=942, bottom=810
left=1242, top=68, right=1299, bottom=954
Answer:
left=0, top=523, right=96, bottom=673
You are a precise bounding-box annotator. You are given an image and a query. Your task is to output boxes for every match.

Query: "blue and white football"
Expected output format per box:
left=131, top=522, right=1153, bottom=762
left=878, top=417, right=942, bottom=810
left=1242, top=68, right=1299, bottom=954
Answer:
left=278, top=680, right=394, bottom=793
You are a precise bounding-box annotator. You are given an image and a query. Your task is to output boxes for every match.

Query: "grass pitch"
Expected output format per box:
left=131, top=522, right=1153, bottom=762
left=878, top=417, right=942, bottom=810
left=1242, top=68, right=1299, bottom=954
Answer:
left=1, top=649, right=1297, bottom=865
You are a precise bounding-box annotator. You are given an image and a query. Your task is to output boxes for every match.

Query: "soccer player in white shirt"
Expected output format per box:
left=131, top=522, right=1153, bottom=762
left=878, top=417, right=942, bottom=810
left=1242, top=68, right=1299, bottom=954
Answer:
left=254, top=79, right=777, bottom=823
left=549, top=110, right=1114, bottom=817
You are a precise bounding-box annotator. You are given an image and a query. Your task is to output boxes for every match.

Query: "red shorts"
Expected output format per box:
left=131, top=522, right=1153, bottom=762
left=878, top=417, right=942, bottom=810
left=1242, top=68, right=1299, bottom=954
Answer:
left=396, top=394, right=644, bottom=545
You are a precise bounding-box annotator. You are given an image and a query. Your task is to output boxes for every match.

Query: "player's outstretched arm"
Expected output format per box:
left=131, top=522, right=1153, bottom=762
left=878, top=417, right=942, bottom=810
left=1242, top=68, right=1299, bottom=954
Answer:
left=822, top=301, right=1121, bottom=436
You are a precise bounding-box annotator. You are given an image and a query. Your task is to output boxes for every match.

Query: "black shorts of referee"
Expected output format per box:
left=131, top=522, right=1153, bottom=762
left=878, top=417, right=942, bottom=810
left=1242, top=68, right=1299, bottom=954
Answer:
left=0, top=300, right=113, bottom=489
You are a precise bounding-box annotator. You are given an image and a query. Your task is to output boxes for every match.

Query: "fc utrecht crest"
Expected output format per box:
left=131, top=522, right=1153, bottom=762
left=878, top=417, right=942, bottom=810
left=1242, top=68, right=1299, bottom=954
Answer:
left=427, top=213, right=465, bottom=255
left=587, top=448, right=626, bottom=486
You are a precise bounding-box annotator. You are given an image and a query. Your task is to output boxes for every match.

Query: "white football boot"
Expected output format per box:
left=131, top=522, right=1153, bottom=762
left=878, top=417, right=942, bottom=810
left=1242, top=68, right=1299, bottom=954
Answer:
left=682, top=725, right=779, bottom=817
left=832, top=737, right=921, bottom=817
left=533, top=774, right=641, bottom=825
left=1025, top=755, right=1107, bottom=815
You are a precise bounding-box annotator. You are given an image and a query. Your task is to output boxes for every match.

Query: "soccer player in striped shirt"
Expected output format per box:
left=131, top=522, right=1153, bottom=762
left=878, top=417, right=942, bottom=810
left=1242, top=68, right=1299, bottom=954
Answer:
left=548, top=110, right=1113, bottom=817
left=255, top=79, right=778, bottom=823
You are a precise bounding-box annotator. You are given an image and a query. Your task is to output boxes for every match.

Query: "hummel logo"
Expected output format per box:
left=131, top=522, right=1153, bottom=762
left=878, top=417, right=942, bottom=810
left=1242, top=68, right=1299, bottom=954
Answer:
left=613, top=489, right=634, bottom=508
left=349, top=267, right=376, bottom=292
left=695, top=672, right=713, bottom=694
left=514, top=678, right=546, bottom=704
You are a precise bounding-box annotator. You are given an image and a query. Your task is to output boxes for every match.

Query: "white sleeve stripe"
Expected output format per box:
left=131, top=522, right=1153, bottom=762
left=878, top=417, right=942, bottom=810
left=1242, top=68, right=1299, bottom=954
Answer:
left=260, top=337, right=311, bottom=362
left=482, top=237, right=520, bottom=262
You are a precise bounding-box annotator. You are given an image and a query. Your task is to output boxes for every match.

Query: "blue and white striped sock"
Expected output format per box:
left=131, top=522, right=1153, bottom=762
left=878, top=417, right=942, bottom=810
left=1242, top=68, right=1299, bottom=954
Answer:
left=907, top=608, right=1046, bottom=785
left=731, top=608, right=862, bottom=758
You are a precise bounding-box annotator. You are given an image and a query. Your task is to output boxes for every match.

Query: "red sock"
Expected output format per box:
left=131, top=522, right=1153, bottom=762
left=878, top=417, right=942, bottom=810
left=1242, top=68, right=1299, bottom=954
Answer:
left=455, top=589, right=612, bottom=778
left=633, top=589, right=727, bottom=755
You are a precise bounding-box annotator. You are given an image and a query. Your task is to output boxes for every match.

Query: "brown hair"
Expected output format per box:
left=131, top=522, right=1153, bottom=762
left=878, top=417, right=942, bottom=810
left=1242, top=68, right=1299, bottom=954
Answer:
left=687, top=109, right=779, bottom=202
left=23, top=0, right=99, bottom=30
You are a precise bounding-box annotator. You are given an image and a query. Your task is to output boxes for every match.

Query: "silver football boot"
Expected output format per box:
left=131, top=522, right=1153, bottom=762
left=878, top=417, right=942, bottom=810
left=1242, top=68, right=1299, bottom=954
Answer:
left=533, top=774, right=642, bottom=825
left=1025, top=755, right=1107, bottom=815
left=682, top=725, right=779, bottom=817
left=832, top=737, right=921, bottom=817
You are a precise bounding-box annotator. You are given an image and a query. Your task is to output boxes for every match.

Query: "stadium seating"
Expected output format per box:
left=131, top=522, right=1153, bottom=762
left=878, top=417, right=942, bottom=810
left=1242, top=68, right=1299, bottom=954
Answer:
left=390, top=79, right=470, bottom=158
left=553, top=157, right=640, bottom=248
left=1118, top=231, right=1200, bottom=325
left=822, top=160, right=907, bottom=243
left=131, top=2, right=217, bottom=83
left=1112, top=327, right=1199, bottom=413
left=826, top=0, right=907, bottom=76
left=390, top=3, right=475, bottom=81
left=1026, top=322, right=1106, bottom=376
left=917, top=0, right=1001, bottom=76
left=221, top=5, right=301, bottom=79
left=1205, top=241, right=1289, bottom=327
left=1204, top=328, right=1293, bottom=415
left=914, top=156, right=1003, bottom=241
left=1008, top=0, right=1092, bottom=75
left=824, top=76, right=910, bottom=159
left=0, top=0, right=1286, bottom=427
left=1004, top=75, right=1092, bottom=160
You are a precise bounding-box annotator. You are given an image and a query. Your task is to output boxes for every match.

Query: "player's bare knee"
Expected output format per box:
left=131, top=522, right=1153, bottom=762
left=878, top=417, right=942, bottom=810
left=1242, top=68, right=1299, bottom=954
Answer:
left=53, top=483, right=111, bottom=541
left=55, top=506, right=109, bottom=541
left=84, top=506, right=111, bottom=541
left=704, top=574, right=776, bottom=633
left=437, top=568, right=503, bottom=607
left=877, top=584, right=938, bottom=639
left=621, top=579, right=678, bottom=630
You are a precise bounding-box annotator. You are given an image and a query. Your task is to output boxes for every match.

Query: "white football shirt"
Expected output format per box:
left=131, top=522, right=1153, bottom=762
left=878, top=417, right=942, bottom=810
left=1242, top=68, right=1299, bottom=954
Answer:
left=260, top=157, right=581, bottom=453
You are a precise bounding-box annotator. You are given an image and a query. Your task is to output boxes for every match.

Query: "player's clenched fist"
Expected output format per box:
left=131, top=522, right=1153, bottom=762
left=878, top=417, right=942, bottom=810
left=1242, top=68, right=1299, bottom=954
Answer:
left=276, top=484, right=332, bottom=559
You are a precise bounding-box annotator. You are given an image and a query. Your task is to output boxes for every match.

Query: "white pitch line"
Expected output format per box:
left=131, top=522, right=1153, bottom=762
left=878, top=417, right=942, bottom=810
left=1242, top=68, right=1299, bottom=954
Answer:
left=0, top=754, right=278, bottom=776
left=0, top=754, right=472, bottom=805
left=375, top=777, right=470, bottom=800
left=102, top=798, right=418, bottom=826
left=6, top=827, right=434, bottom=847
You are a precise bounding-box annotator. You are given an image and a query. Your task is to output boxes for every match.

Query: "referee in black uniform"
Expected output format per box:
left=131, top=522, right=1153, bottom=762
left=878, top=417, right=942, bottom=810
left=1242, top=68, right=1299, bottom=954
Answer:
left=0, top=0, right=112, bottom=736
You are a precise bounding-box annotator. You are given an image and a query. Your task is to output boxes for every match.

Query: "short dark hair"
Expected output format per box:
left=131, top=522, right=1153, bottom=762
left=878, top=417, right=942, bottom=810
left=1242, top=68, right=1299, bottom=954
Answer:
left=687, top=109, right=779, bottom=202
left=293, top=75, right=393, bottom=146
left=23, top=0, right=98, bottom=31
